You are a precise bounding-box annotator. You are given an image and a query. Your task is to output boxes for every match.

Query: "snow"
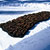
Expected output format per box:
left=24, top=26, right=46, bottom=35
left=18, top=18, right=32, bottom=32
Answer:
left=0, top=0, right=4, bottom=1
left=6, top=27, right=50, bottom=50
left=0, top=2, right=50, bottom=50
left=0, top=2, right=50, bottom=11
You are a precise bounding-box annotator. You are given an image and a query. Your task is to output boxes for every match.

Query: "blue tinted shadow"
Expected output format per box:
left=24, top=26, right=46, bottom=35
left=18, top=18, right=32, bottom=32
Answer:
left=43, top=45, right=50, bottom=50
left=0, top=11, right=31, bottom=14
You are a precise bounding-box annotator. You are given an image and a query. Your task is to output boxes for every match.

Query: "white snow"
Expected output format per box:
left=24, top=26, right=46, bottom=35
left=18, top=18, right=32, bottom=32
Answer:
left=6, top=27, right=50, bottom=50
left=0, top=2, right=50, bottom=50
left=0, top=2, right=50, bottom=11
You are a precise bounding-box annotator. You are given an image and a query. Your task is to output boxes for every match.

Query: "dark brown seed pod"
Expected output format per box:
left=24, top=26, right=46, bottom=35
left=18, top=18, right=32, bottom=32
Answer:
left=0, top=11, right=50, bottom=38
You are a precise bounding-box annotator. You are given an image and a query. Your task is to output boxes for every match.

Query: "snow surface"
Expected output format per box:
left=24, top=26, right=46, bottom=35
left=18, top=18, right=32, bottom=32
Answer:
left=6, top=27, right=50, bottom=50
left=0, top=2, right=50, bottom=11
left=0, top=2, right=50, bottom=50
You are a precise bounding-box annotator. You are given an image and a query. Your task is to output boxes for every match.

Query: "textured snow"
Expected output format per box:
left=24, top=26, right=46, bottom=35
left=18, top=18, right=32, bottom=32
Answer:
left=0, top=2, right=50, bottom=50
left=0, top=2, right=50, bottom=11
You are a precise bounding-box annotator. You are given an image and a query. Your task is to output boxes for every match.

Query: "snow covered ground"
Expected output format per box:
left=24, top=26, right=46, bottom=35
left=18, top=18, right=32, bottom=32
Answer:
left=0, top=2, right=50, bottom=50
left=5, top=27, right=50, bottom=50
left=0, top=2, right=50, bottom=11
